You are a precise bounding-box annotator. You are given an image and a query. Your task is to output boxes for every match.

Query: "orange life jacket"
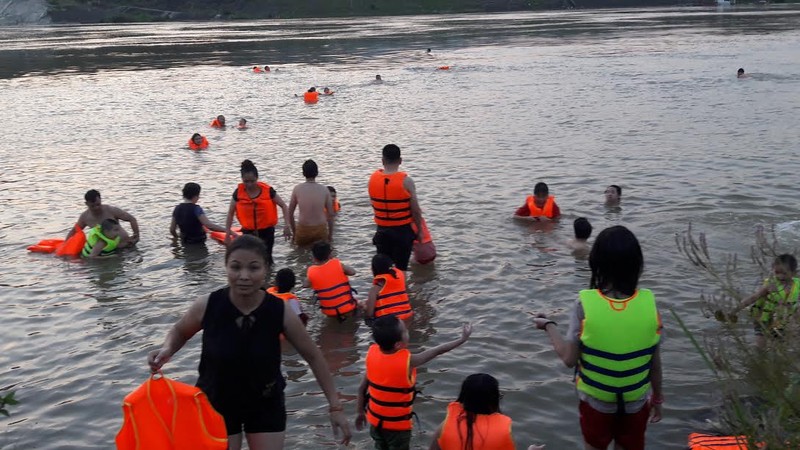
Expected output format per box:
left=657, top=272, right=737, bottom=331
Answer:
left=687, top=433, right=752, bottom=449
left=115, top=374, right=228, bottom=450
left=252, top=67, right=262, bottom=73
left=333, top=199, right=341, bottom=213
left=437, top=401, right=515, bottom=450
left=525, top=195, right=556, bottom=218
left=210, top=119, right=224, bottom=128
left=369, top=170, right=413, bottom=227
left=235, top=182, right=278, bottom=230
left=188, top=136, right=209, bottom=150
left=303, top=91, right=319, bottom=103
left=365, top=344, right=417, bottom=431
left=374, top=268, right=412, bottom=320
left=307, top=258, right=357, bottom=318
left=266, top=287, right=296, bottom=303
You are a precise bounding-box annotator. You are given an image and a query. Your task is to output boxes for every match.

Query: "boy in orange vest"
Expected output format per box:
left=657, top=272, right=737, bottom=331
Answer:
left=356, top=316, right=472, bottom=450
left=514, top=182, right=561, bottom=220
left=267, top=268, right=308, bottom=326
left=303, top=241, right=361, bottom=319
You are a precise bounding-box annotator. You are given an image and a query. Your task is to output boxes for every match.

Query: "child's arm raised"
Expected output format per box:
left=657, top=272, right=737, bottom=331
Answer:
left=410, top=324, right=472, bottom=368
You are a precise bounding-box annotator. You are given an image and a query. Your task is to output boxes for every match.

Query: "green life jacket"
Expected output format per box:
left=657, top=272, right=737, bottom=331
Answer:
left=752, top=277, right=800, bottom=327
left=576, top=289, right=661, bottom=413
left=81, top=225, right=120, bottom=257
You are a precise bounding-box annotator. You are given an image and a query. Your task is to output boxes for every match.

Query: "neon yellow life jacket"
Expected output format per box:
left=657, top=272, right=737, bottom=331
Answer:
left=752, top=277, right=800, bottom=326
left=82, top=225, right=120, bottom=257
left=577, top=289, right=661, bottom=412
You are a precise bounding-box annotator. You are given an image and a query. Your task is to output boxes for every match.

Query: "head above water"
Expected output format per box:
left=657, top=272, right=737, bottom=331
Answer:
left=737, top=68, right=745, bottom=77
left=182, top=182, right=201, bottom=200
left=216, top=115, right=226, bottom=126
left=275, top=268, right=296, bottom=293
left=589, top=225, right=643, bottom=297
left=302, top=159, right=319, bottom=179
left=311, top=240, right=332, bottom=262
left=264, top=65, right=271, bottom=71
left=225, top=234, right=268, bottom=265
left=372, top=315, right=408, bottom=351
left=605, top=184, right=621, bottom=204
left=240, top=159, right=258, bottom=181
left=308, top=87, right=316, bottom=92
left=382, top=144, right=401, bottom=165
left=457, top=373, right=501, bottom=415
left=191, top=133, right=203, bottom=144
left=323, top=87, right=331, bottom=94
left=375, top=74, right=382, bottom=81
left=574, top=217, right=592, bottom=240
left=238, top=118, right=247, bottom=126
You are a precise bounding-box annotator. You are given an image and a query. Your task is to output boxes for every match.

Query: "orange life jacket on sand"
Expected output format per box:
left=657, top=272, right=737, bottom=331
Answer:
left=525, top=195, right=556, bottom=218
left=115, top=374, right=227, bottom=450
left=369, top=170, right=413, bottom=227
left=188, top=136, right=209, bottom=150
left=304, top=91, right=319, bottom=103
left=437, top=401, right=515, bottom=450
left=307, top=258, right=357, bottom=318
left=365, top=344, right=417, bottom=431
left=373, top=268, right=412, bottom=320
left=687, top=433, right=755, bottom=449
left=235, top=182, right=278, bottom=230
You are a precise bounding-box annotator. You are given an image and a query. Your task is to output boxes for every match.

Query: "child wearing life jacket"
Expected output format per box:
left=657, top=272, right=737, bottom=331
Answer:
left=82, top=218, right=122, bottom=258
left=170, top=182, right=228, bottom=245
left=430, top=373, right=545, bottom=450
left=366, top=254, right=413, bottom=322
left=327, top=186, right=340, bottom=215
left=356, top=316, right=472, bottom=450
left=728, top=254, right=799, bottom=347
left=210, top=115, right=226, bottom=128
left=514, top=182, right=560, bottom=220
left=188, top=133, right=208, bottom=150
left=267, top=268, right=309, bottom=326
left=304, top=241, right=360, bottom=320
left=533, top=225, right=663, bottom=450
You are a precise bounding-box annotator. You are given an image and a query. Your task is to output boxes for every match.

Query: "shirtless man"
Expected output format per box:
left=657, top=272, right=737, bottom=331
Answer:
left=66, top=189, right=140, bottom=248
left=288, top=160, right=333, bottom=246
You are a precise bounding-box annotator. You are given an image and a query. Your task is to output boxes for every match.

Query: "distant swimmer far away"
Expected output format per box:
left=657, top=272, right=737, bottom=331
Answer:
left=210, top=115, right=226, bottom=128
left=322, top=87, right=335, bottom=96
left=236, top=118, right=247, bottom=130
left=252, top=66, right=262, bottom=73
left=737, top=68, right=749, bottom=79
left=374, top=74, right=383, bottom=82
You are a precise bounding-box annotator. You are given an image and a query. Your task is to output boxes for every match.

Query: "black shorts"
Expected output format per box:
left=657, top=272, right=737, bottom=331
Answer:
left=242, top=227, right=275, bottom=264
left=221, top=391, right=286, bottom=435
left=373, top=224, right=415, bottom=271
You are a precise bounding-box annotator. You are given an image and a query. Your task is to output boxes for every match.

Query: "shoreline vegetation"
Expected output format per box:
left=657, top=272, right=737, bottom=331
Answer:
left=35, top=0, right=763, bottom=23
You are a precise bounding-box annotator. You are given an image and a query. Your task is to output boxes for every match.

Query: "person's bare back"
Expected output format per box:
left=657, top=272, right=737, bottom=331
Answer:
left=291, top=182, right=331, bottom=227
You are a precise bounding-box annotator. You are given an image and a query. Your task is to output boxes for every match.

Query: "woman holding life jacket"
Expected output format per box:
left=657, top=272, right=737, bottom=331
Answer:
left=225, top=159, right=292, bottom=265
left=147, top=235, right=351, bottom=450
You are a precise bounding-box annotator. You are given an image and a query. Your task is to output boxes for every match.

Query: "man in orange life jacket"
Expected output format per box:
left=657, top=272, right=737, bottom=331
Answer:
left=514, top=182, right=561, bottom=220
left=368, top=144, right=423, bottom=271
left=356, top=315, right=472, bottom=450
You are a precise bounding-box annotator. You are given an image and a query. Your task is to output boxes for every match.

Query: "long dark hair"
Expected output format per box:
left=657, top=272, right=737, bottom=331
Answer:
left=456, top=373, right=500, bottom=450
left=589, top=225, right=643, bottom=297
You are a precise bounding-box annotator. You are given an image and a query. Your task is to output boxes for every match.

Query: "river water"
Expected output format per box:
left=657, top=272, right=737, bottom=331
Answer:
left=1, top=6, right=800, bottom=449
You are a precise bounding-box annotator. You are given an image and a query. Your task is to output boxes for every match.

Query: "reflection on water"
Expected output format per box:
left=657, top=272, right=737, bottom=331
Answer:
left=2, top=5, right=800, bottom=449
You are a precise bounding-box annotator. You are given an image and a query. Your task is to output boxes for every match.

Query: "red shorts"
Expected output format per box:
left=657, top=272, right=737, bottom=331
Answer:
left=579, top=400, right=651, bottom=450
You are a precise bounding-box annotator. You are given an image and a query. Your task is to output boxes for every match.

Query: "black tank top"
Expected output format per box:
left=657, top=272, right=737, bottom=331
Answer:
left=173, top=203, right=206, bottom=244
left=197, top=287, right=285, bottom=410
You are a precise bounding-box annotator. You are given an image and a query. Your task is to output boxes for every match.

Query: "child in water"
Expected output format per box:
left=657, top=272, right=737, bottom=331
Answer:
left=210, top=115, right=226, bottom=128
left=534, top=225, right=663, bottom=450
left=356, top=315, right=472, bottom=450
left=514, top=182, right=561, bottom=220
left=304, top=241, right=360, bottom=320
left=366, top=254, right=413, bottom=322
left=82, top=218, right=122, bottom=258
left=728, top=254, right=799, bottom=347
left=567, top=217, right=592, bottom=257
left=267, top=268, right=309, bottom=326
left=327, top=186, right=340, bottom=215
left=170, top=182, right=228, bottom=245
left=236, top=118, right=247, bottom=130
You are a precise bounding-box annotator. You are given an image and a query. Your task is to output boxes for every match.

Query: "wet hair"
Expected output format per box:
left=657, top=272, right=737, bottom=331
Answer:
left=308, top=87, right=316, bottom=92
left=327, top=186, right=337, bottom=194
left=240, top=159, right=258, bottom=179
left=589, top=226, right=643, bottom=297
left=372, top=253, right=398, bottom=278
left=311, top=240, right=332, bottom=261
left=239, top=118, right=247, bottom=124
left=376, top=74, right=382, bottom=79
left=100, top=218, right=119, bottom=233
left=738, top=68, right=745, bottom=74
left=302, top=159, right=319, bottom=179
left=225, top=234, right=268, bottom=264
left=182, top=182, right=201, bottom=199
left=191, top=133, right=202, bottom=141
left=608, top=185, right=621, bottom=196
left=275, top=268, right=296, bottom=293
left=427, top=48, right=431, bottom=52
left=216, top=115, right=225, bottom=123
left=373, top=315, right=403, bottom=351
left=264, top=66, right=270, bottom=71
left=574, top=217, right=592, bottom=240
left=456, top=373, right=501, bottom=450
left=382, top=144, right=401, bottom=163
left=85, top=189, right=101, bottom=203
left=533, top=182, right=549, bottom=196
left=775, top=254, right=798, bottom=273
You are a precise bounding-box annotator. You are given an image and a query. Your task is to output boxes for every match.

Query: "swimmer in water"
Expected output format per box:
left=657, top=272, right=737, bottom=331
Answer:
left=322, top=87, right=334, bottom=96
left=264, top=65, right=271, bottom=72
left=605, top=184, right=621, bottom=207
left=375, top=74, right=383, bottom=82
left=237, top=118, right=247, bottom=129
left=210, top=115, right=226, bottom=128
left=737, top=68, right=749, bottom=79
